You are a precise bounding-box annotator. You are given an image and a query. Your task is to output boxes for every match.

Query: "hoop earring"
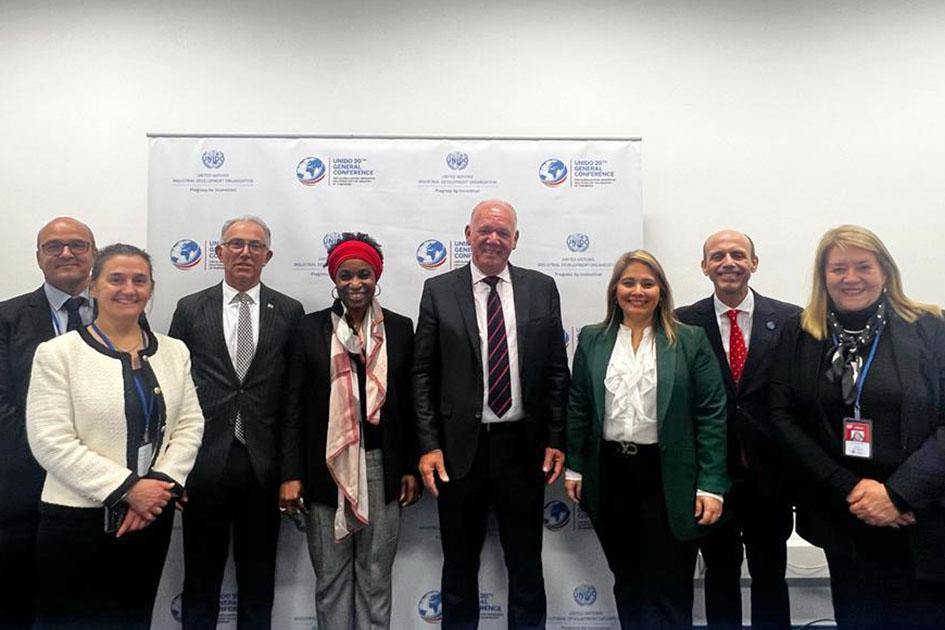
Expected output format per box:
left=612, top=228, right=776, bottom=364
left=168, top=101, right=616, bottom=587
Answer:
left=374, top=285, right=382, bottom=297
left=330, top=286, right=339, bottom=299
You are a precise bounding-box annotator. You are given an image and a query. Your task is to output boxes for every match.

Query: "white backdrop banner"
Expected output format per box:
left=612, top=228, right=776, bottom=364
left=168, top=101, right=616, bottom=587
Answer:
left=147, top=135, right=643, bottom=630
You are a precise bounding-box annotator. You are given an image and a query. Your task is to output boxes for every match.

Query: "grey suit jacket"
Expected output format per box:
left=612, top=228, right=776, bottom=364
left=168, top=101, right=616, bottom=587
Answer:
left=168, top=282, right=303, bottom=490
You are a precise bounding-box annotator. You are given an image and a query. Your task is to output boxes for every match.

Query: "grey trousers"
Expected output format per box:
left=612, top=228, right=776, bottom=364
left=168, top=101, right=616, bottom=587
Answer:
left=305, top=449, right=402, bottom=630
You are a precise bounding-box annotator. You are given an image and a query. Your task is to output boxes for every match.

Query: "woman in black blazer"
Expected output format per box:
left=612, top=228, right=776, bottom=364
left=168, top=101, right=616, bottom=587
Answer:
left=279, top=232, right=419, bottom=630
left=770, top=225, right=945, bottom=630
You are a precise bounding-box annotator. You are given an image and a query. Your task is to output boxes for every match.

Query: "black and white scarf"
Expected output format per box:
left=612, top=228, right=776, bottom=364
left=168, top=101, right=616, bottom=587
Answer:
left=825, top=298, right=887, bottom=404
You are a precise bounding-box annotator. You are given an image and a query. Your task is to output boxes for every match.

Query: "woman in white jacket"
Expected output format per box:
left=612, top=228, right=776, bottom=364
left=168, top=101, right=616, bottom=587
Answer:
left=26, top=243, right=204, bottom=630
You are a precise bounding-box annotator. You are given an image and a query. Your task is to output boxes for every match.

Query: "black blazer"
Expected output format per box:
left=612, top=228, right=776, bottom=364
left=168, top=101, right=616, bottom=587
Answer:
left=770, top=310, right=945, bottom=581
left=280, top=306, right=417, bottom=506
left=0, top=287, right=55, bottom=522
left=676, top=290, right=801, bottom=489
left=412, top=264, right=570, bottom=480
left=169, top=282, right=304, bottom=491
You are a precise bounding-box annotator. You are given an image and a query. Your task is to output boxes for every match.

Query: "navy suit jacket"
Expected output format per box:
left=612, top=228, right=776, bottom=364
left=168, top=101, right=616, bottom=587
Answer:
left=676, top=290, right=801, bottom=491
left=412, top=264, right=570, bottom=480
left=0, top=287, right=55, bottom=522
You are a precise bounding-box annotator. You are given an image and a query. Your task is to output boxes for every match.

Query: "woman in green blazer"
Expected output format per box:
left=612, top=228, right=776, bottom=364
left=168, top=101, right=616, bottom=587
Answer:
left=565, top=249, right=729, bottom=629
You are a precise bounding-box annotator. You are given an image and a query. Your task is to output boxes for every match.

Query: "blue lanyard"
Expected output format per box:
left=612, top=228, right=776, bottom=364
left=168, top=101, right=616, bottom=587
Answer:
left=833, top=328, right=882, bottom=419
left=91, top=322, right=155, bottom=440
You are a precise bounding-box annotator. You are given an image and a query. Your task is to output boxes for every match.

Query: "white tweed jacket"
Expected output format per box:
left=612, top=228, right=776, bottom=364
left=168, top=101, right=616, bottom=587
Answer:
left=26, top=329, right=204, bottom=509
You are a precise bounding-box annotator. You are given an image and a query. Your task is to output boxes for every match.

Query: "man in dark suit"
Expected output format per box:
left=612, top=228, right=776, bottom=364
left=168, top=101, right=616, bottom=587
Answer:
left=413, top=199, right=570, bottom=629
left=676, top=229, right=801, bottom=630
left=0, top=216, right=96, bottom=630
left=170, top=216, right=303, bottom=630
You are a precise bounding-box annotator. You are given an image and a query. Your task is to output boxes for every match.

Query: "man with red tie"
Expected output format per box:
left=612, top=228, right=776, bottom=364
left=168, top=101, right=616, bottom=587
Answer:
left=676, top=230, right=801, bottom=630
left=413, top=200, right=570, bottom=629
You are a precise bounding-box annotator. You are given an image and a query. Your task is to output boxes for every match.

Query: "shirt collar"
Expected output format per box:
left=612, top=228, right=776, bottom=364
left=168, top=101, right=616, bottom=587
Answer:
left=470, top=263, right=511, bottom=285
left=43, top=282, right=91, bottom=311
left=223, top=281, right=261, bottom=305
left=713, top=289, right=754, bottom=318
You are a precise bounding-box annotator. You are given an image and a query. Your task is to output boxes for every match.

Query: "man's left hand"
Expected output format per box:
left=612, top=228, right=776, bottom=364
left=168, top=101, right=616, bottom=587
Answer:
left=400, top=475, right=420, bottom=507
left=542, top=448, right=565, bottom=485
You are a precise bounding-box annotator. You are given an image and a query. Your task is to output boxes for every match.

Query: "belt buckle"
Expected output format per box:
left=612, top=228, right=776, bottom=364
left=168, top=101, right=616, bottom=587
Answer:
left=617, top=441, right=638, bottom=456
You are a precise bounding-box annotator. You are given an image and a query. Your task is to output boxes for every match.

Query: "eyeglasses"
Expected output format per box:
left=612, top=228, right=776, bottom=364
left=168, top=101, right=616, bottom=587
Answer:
left=220, top=239, right=268, bottom=253
left=40, top=240, right=92, bottom=256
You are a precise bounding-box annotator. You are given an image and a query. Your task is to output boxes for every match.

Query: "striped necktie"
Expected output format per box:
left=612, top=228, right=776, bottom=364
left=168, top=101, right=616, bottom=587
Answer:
left=483, top=276, right=512, bottom=418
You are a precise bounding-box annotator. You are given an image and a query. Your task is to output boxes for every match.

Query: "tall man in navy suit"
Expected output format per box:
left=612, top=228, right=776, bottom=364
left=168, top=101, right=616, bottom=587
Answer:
left=676, top=230, right=801, bottom=630
left=0, top=217, right=96, bottom=630
left=170, top=216, right=303, bottom=630
left=413, top=200, right=570, bottom=629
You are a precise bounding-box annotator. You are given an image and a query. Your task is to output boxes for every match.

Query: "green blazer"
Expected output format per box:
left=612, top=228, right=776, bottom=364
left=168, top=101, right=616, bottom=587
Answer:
left=566, top=322, right=730, bottom=541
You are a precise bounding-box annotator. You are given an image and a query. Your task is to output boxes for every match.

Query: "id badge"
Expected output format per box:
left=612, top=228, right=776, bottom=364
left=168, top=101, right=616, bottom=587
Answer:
left=137, top=442, right=153, bottom=476
left=843, top=418, right=873, bottom=459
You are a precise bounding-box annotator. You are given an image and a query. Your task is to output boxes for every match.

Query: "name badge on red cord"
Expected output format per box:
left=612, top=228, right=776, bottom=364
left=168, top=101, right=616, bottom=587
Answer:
left=843, top=418, right=873, bottom=459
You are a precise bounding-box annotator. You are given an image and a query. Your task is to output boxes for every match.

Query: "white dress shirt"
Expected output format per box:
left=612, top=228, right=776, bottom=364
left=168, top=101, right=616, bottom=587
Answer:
left=222, top=281, right=261, bottom=366
left=43, top=282, right=93, bottom=336
left=471, top=264, right=523, bottom=424
left=603, top=325, right=658, bottom=444
left=713, top=290, right=754, bottom=362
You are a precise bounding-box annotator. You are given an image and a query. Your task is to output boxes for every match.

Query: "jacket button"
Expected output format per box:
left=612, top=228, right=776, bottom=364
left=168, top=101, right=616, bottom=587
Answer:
left=474, top=411, right=482, bottom=420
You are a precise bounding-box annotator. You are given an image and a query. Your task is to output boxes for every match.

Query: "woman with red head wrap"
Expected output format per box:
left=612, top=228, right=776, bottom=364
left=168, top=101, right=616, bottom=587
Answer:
left=279, top=232, right=419, bottom=629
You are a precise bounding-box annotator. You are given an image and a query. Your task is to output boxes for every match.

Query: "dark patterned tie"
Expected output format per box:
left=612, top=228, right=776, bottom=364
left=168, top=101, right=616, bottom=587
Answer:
left=483, top=276, right=512, bottom=418
left=64, top=296, right=85, bottom=332
left=726, top=309, right=747, bottom=384
left=233, top=292, right=255, bottom=443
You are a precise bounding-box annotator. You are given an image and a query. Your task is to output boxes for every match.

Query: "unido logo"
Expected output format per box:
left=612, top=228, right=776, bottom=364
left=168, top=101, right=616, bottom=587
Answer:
left=539, top=158, right=568, bottom=187
left=296, top=157, right=327, bottom=185
left=169, top=239, right=202, bottom=270
left=416, top=239, right=448, bottom=270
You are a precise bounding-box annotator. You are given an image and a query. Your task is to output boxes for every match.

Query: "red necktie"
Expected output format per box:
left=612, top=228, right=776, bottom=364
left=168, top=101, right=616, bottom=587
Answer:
left=483, top=276, right=512, bottom=417
left=726, top=309, right=747, bottom=384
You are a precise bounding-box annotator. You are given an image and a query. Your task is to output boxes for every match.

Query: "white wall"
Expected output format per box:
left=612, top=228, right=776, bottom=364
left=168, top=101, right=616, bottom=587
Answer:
left=2, top=0, right=945, bottom=308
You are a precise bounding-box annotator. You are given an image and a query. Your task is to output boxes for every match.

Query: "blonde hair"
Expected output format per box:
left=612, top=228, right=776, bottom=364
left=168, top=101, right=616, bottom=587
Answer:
left=603, top=249, right=678, bottom=344
left=801, top=224, right=942, bottom=339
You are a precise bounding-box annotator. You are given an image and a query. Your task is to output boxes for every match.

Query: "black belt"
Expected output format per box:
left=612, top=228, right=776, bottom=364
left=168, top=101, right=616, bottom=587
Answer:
left=481, top=421, right=522, bottom=434
left=602, top=440, right=659, bottom=456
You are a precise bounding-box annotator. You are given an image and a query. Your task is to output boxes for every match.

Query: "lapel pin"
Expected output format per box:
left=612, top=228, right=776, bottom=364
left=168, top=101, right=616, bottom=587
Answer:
left=766, top=320, right=776, bottom=330
left=267, top=303, right=274, bottom=309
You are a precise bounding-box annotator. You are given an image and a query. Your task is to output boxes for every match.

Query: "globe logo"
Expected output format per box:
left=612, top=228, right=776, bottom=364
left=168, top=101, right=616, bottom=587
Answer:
left=323, top=232, right=343, bottom=252
left=543, top=500, right=571, bottom=530
left=170, top=593, right=183, bottom=622
left=573, top=584, right=598, bottom=607
left=170, top=239, right=203, bottom=270
left=567, top=233, right=590, bottom=253
left=446, top=151, right=469, bottom=170
left=416, top=239, right=448, bottom=270
left=539, top=158, right=568, bottom=187
left=201, top=150, right=225, bottom=169
left=296, top=157, right=327, bottom=186
left=418, top=590, right=443, bottom=623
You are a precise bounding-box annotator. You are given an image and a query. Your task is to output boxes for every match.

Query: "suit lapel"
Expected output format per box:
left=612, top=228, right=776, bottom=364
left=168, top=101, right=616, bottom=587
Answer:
left=590, top=326, right=618, bottom=428
left=656, top=327, right=676, bottom=433
left=888, top=315, right=924, bottom=448
left=27, top=286, right=57, bottom=340
left=695, top=297, right=736, bottom=395
left=742, top=291, right=776, bottom=393
left=510, top=264, right=529, bottom=372
left=453, top=266, right=480, bottom=357
left=247, top=284, right=276, bottom=379
left=205, top=283, right=241, bottom=384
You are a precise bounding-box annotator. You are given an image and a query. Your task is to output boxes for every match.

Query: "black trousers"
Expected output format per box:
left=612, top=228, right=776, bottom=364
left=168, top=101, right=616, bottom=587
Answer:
left=593, top=443, right=698, bottom=630
left=182, top=440, right=280, bottom=630
left=0, top=514, right=38, bottom=630
left=697, top=473, right=793, bottom=630
left=824, top=529, right=945, bottom=630
left=436, top=423, right=547, bottom=630
left=32, top=504, right=174, bottom=630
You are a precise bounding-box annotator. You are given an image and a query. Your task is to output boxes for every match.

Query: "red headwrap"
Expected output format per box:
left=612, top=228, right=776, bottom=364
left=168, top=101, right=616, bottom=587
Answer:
left=326, top=240, right=383, bottom=281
